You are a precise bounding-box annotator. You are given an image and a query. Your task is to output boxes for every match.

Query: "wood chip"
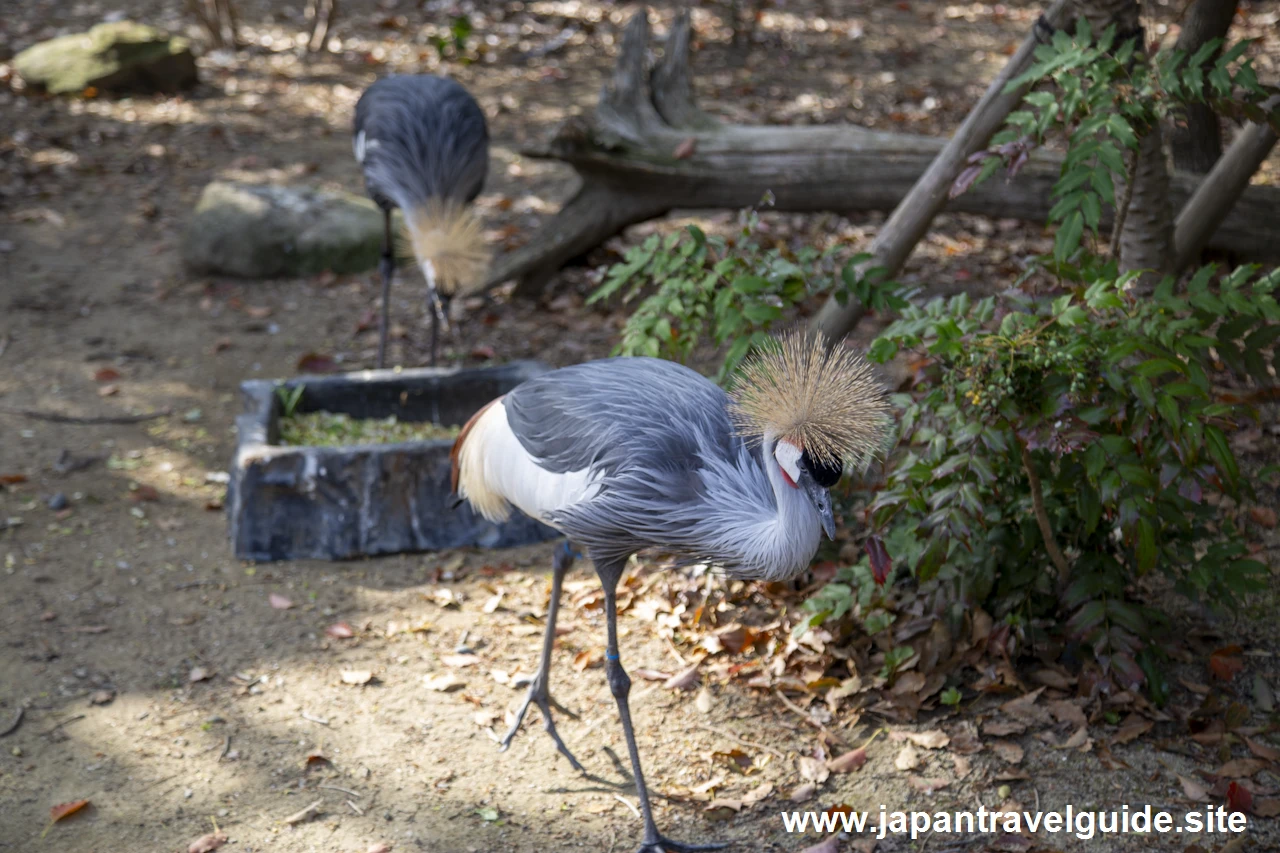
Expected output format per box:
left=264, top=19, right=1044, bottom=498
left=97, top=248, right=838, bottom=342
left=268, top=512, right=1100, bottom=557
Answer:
left=281, top=799, right=322, bottom=824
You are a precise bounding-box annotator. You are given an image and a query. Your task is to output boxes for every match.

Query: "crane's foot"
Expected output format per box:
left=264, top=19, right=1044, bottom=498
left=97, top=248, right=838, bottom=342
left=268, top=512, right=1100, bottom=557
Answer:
left=636, top=835, right=730, bottom=853
left=498, top=680, right=585, bottom=773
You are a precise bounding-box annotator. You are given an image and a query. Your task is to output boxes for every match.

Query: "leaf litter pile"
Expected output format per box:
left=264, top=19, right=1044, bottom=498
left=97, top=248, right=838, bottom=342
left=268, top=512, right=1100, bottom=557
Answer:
left=277, top=411, right=460, bottom=447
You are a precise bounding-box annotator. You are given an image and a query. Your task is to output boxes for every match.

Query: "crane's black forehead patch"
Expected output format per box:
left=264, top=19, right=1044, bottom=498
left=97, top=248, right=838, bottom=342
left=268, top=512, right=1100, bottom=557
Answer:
left=801, top=450, right=843, bottom=488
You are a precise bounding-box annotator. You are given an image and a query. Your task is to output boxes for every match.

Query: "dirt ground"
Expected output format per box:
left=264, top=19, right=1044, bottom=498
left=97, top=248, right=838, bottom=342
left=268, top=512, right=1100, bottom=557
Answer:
left=2, top=2, right=1280, bottom=852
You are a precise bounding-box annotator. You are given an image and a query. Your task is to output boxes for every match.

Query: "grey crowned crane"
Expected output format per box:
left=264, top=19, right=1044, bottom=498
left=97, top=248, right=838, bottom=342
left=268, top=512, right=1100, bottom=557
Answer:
left=353, top=74, right=489, bottom=368
left=449, top=331, right=891, bottom=852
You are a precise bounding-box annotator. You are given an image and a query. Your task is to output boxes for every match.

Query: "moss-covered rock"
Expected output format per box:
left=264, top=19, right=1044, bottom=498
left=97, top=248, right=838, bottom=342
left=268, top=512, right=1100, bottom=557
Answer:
left=182, top=181, right=392, bottom=279
left=14, top=21, right=198, bottom=95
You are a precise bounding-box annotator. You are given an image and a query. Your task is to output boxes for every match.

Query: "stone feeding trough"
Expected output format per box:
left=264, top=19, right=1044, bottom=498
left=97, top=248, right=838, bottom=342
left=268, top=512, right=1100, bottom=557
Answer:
left=227, top=362, right=559, bottom=562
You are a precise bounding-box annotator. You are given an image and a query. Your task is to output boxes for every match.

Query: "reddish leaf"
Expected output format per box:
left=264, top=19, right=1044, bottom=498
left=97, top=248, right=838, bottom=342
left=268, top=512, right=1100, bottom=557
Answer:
left=866, top=534, right=891, bottom=586
left=1227, top=781, right=1253, bottom=815
left=50, top=800, right=90, bottom=822
left=1249, top=506, right=1278, bottom=528
left=325, top=622, right=355, bottom=639
left=949, top=163, right=985, bottom=199
left=1209, top=646, right=1245, bottom=682
left=93, top=368, right=121, bottom=382
left=826, top=748, right=867, bottom=773
left=470, top=345, right=496, bottom=360
left=0, top=474, right=28, bottom=485
left=297, top=353, right=339, bottom=374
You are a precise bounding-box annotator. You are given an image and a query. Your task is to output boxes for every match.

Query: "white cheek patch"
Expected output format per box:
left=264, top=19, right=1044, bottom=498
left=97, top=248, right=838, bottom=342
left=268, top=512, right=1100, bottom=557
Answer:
left=774, top=440, right=802, bottom=487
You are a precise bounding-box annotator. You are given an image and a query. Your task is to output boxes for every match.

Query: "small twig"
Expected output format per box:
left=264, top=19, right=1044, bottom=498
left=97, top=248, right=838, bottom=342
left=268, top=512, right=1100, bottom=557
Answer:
left=0, top=406, right=171, bottom=425
left=613, top=794, right=642, bottom=820
left=772, top=691, right=849, bottom=749
left=220, top=735, right=232, bottom=760
left=0, top=707, right=23, bottom=737
left=346, top=799, right=364, bottom=816
left=663, top=636, right=689, bottom=667
left=41, top=714, right=85, bottom=737
left=1019, top=442, right=1070, bottom=581
left=1109, top=147, right=1138, bottom=258
left=281, top=799, right=323, bottom=825
left=695, top=723, right=785, bottom=758
left=318, top=784, right=360, bottom=797
left=301, top=711, right=330, bottom=726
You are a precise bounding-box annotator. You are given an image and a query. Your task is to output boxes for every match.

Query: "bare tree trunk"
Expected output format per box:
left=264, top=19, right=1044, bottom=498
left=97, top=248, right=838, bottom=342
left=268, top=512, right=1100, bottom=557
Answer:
left=1073, top=0, right=1174, bottom=285
left=188, top=0, right=239, bottom=49
left=1174, top=95, right=1280, bottom=269
left=1169, top=0, right=1237, bottom=174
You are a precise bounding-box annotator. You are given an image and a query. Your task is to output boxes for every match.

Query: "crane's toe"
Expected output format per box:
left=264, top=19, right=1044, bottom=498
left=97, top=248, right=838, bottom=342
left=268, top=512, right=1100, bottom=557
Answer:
left=498, top=682, right=586, bottom=773
left=636, top=835, right=730, bottom=853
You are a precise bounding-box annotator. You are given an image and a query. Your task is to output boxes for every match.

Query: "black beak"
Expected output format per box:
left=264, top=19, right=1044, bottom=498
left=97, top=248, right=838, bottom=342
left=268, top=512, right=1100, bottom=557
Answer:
left=798, top=471, right=837, bottom=540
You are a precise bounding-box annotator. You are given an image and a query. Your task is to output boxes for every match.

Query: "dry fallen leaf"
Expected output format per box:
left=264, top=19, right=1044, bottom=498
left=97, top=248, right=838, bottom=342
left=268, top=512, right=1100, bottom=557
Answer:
left=340, top=670, right=373, bottom=685
left=664, top=663, right=701, bottom=691
left=268, top=593, right=293, bottom=610
left=572, top=650, right=602, bottom=672
left=325, top=622, right=355, bottom=639
left=424, top=673, right=464, bottom=692
left=1046, top=699, right=1088, bottom=729
left=703, top=798, right=742, bottom=819
left=983, top=717, right=1027, bottom=737
left=895, top=744, right=921, bottom=771
left=189, top=666, right=212, bottom=683
left=789, top=782, right=816, bottom=802
left=442, top=654, right=481, bottom=668
left=826, top=748, right=867, bottom=773
left=1245, top=737, right=1280, bottom=762
left=93, top=368, right=120, bottom=382
left=990, top=740, right=1024, bottom=764
left=1254, top=798, right=1280, bottom=818
left=695, top=687, right=713, bottom=714
left=188, top=831, right=228, bottom=853
left=798, top=756, right=830, bottom=785
left=742, top=782, right=773, bottom=805
left=1178, top=774, right=1210, bottom=801
left=1215, top=758, right=1268, bottom=778
left=89, top=689, right=115, bottom=705
left=1112, top=715, right=1152, bottom=745
left=891, top=729, right=950, bottom=749
left=1056, top=726, right=1092, bottom=751
left=907, top=776, right=950, bottom=793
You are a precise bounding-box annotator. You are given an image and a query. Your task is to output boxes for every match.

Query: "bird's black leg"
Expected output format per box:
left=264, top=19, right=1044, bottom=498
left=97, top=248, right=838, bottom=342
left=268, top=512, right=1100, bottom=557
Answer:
left=376, top=208, right=395, bottom=369
left=598, top=562, right=729, bottom=853
left=499, top=540, right=585, bottom=772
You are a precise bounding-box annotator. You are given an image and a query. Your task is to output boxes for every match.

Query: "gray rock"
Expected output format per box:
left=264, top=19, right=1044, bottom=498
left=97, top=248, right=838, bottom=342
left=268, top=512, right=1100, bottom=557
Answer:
left=14, top=21, right=197, bottom=95
left=227, top=362, right=561, bottom=562
left=182, top=181, right=390, bottom=279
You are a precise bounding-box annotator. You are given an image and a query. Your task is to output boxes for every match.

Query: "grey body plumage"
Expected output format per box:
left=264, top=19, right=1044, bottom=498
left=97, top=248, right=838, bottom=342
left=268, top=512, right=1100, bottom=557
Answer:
left=504, top=357, right=823, bottom=580
left=352, top=74, right=489, bottom=368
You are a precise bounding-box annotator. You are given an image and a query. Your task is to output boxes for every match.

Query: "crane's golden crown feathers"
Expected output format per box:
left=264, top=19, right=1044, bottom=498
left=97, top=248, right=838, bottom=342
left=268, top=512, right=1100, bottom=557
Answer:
left=728, top=330, right=892, bottom=469
left=398, top=199, right=490, bottom=298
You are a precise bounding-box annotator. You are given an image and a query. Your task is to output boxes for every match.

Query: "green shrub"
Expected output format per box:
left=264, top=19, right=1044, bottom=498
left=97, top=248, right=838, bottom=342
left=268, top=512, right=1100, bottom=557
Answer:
left=589, top=201, right=903, bottom=381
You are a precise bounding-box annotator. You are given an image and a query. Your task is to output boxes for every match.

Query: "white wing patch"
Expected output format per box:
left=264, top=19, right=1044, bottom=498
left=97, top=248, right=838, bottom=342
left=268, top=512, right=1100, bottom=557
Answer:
left=774, top=439, right=802, bottom=485
left=457, top=400, right=601, bottom=527
left=353, top=130, right=367, bottom=163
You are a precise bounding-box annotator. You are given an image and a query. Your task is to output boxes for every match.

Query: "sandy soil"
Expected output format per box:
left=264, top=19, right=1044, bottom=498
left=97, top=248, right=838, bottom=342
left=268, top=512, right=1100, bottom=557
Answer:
left=2, top=2, right=1279, bottom=852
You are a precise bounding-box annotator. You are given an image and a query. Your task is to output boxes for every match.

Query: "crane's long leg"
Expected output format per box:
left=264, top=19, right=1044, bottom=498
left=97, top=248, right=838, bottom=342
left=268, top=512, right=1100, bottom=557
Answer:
left=598, top=563, right=728, bottom=853
left=376, top=208, right=395, bottom=369
left=499, top=540, right=586, bottom=772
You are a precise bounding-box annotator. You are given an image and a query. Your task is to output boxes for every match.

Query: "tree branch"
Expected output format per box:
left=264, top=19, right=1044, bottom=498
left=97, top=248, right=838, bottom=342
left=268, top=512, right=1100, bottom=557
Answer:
left=1020, top=442, right=1071, bottom=581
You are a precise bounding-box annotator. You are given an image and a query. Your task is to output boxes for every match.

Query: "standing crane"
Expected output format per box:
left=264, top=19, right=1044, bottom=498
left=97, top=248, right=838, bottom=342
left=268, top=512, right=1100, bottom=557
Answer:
left=353, top=74, right=490, bottom=368
left=450, top=331, right=890, bottom=853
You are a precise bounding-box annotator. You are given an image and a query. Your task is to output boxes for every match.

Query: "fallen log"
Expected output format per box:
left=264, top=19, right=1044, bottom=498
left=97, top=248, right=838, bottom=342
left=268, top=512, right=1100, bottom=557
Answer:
left=488, top=8, right=1280, bottom=299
